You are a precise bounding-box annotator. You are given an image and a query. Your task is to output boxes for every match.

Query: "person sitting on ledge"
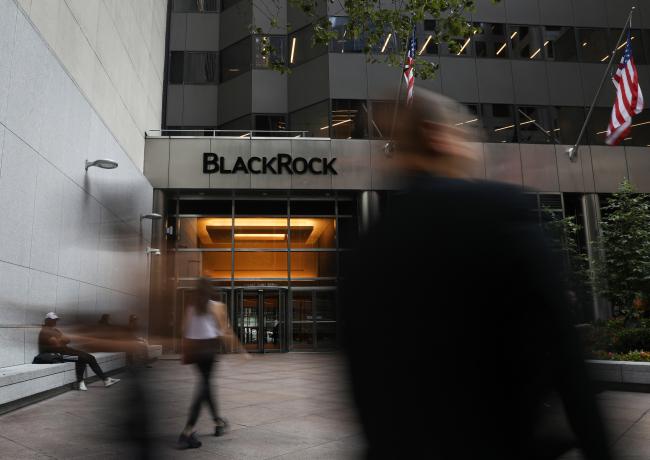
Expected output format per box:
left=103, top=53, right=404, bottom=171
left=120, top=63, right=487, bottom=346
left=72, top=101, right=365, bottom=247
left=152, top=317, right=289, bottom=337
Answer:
left=36, top=312, right=120, bottom=391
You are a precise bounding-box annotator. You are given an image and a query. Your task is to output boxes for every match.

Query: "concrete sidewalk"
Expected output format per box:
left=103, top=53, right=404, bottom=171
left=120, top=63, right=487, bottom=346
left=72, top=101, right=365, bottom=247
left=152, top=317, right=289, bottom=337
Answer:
left=3, top=353, right=650, bottom=459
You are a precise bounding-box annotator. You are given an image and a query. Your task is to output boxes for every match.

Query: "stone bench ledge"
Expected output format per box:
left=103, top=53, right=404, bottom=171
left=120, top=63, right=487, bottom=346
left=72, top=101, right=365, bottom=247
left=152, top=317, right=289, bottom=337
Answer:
left=586, top=360, right=650, bottom=385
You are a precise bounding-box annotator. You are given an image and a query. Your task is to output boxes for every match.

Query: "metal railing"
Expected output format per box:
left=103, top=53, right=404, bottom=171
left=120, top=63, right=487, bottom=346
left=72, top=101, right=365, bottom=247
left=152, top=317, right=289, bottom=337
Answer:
left=146, top=129, right=311, bottom=138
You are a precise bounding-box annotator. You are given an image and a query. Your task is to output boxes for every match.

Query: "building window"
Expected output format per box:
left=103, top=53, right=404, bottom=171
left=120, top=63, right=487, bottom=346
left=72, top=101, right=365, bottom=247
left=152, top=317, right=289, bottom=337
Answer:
left=440, top=27, right=476, bottom=57
left=586, top=107, right=612, bottom=145
left=218, top=115, right=252, bottom=134
left=481, top=104, right=517, bottom=143
left=509, top=25, right=545, bottom=60
left=516, top=106, right=554, bottom=144
left=330, top=100, right=368, bottom=139
left=185, top=52, right=218, bottom=83
left=254, top=114, right=287, bottom=135
left=290, top=101, right=330, bottom=137
left=220, top=37, right=252, bottom=82
left=254, top=35, right=287, bottom=68
left=221, top=0, right=243, bottom=11
left=369, top=101, right=395, bottom=139
left=624, top=110, right=650, bottom=147
left=329, top=16, right=365, bottom=53
left=577, top=28, right=611, bottom=63
left=174, top=0, right=219, bottom=12
left=169, top=51, right=184, bottom=84
left=289, top=25, right=327, bottom=67
left=549, top=107, right=586, bottom=145
left=609, top=29, right=646, bottom=65
left=543, top=27, right=577, bottom=61
left=474, top=23, right=509, bottom=58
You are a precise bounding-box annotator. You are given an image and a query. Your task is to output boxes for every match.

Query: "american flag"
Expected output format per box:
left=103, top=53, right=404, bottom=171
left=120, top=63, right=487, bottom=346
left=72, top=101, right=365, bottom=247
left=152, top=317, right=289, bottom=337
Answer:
left=606, top=31, right=644, bottom=145
left=404, top=28, right=417, bottom=106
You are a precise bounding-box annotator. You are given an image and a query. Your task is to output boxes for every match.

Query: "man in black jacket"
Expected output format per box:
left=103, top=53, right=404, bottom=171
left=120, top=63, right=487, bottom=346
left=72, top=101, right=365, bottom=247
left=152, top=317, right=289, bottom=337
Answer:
left=341, top=90, right=611, bottom=460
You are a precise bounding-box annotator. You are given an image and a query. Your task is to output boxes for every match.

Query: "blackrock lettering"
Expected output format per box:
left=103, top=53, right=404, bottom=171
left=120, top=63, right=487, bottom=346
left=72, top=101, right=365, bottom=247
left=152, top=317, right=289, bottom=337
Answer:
left=202, top=153, right=338, bottom=175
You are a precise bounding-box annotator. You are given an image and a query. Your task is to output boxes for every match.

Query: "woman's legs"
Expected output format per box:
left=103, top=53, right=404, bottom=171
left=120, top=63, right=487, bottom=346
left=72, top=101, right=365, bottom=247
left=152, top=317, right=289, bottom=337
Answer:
left=185, top=354, right=216, bottom=431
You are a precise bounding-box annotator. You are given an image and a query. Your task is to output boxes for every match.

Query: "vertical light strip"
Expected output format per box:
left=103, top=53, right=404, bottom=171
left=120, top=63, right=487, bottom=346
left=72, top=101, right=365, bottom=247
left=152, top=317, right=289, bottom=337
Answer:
left=290, top=37, right=297, bottom=64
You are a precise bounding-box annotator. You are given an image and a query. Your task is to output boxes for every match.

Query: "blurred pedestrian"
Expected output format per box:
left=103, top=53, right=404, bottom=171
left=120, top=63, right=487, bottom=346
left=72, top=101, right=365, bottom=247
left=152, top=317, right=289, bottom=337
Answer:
left=341, top=90, right=612, bottom=460
left=178, top=278, right=249, bottom=449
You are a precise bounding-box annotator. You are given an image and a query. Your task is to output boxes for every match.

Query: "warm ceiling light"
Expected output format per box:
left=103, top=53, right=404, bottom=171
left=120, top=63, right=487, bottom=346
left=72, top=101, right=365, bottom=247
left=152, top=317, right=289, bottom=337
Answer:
left=510, top=31, right=518, bottom=39
left=290, top=37, right=296, bottom=64
left=455, top=118, right=478, bottom=126
left=520, top=120, right=536, bottom=126
left=496, top=43, right=507, bottom=55
left=632, top=120, right=650, bottom=128
left=321, top=119, right=352, bottom=130
left=418, top=35, right=432, bottom=55
left=544, top=40, right=550, bottom=47
left=457, top=37, right=471, bottom=55
left=582, top=42, right=588, bottom=47
left=600, top=55, right=609, bottom=62
left=530, top=48, right=541, bottom=59
left=85, top=159, right=118, bottom=171
left=381, top=33, right=392, bottom=53
left=234, top=233, right=286, bottom=240
left=494, top=124, right=516, bottom=132
left=239, top=133, right=250, bottom=138
left=145, top=247, right=161, bottom=255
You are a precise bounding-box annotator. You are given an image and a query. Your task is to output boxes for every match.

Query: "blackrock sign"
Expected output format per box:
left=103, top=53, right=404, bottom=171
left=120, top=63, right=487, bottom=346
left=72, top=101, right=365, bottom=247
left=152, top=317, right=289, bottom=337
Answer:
left=203, top=153, right=338, bottom=175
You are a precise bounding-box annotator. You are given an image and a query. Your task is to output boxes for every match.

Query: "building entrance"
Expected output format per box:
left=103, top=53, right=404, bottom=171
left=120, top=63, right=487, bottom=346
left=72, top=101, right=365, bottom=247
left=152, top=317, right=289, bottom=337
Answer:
left=236, top=288, right=287, bottom=352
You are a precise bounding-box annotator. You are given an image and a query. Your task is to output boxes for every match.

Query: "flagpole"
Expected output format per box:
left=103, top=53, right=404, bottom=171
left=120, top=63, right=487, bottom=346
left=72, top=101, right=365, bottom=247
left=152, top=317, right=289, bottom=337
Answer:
left=567, top=7, right=635, bottom=162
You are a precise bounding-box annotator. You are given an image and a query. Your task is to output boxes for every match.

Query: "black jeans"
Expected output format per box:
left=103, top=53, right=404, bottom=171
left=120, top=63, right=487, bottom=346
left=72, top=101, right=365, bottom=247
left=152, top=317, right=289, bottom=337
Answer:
left=187, top=353, right=218, bottom=427
left=62, top=348, right=107, bottom=381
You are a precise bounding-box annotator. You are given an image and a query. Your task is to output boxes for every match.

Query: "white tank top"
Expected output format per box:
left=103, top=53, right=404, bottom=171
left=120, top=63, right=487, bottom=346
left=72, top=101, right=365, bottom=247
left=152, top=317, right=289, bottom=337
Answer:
left=184, top=301, right=222, bottom=339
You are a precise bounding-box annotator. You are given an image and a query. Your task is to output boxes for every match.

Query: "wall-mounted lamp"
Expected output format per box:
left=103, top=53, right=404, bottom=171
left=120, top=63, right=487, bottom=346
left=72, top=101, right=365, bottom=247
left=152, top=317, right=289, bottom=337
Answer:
left=145, top=247, right=161, bottom=256
left=85, top=159, right=118, bottom=171
left=141, top=213, right=162, bottom=220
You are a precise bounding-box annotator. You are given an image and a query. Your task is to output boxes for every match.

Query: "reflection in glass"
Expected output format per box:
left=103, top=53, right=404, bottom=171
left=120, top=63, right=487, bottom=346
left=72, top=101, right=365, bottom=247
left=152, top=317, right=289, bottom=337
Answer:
left=577, top=29, right=610, bottom=63
left=292, top=291, right=313, bottom=349
left=254, top=35, right=287, bottom=68
left=179, top=217, right=232, bottom=249
left=290, top=252, right=336, bottom=279
left=184, top=52, right=218, bottom=84
left=609, top=29, right=646, bottom=65
left=509, top=25, right=544, bottom=60
left=370, top=101, right=396, bottom=139
left=475, top=23, right=508, bottom=58
left=331, top=99, right=369, bottom=139
left=290, top=100, right=329, bottom=137
left=329, top=16, right=365, bottom=53
left=240, top=292, right=259, bottom=351
left=586, top=107, right=612, bottom=145
left=481, top=104, right=517, bottom=143
left=549, top=107, right=585, bottom=145
left=544, top=27, right=577, bottom=61
left=289, top=26, right=327, bottom=67
left=220, top=37, right=252, bottom=82
left=517, top=106, right=553, bottom=144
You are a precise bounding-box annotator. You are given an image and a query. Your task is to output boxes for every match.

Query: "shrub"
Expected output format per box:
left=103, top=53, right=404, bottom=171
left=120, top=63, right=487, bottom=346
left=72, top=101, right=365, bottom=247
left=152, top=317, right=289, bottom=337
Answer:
left=612, top=328, right=650, bottom=353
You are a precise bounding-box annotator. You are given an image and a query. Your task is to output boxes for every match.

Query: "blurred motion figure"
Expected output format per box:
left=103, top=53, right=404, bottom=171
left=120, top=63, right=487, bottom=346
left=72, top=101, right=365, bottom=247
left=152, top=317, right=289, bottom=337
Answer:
left=342, top=90, right=612, bottom=460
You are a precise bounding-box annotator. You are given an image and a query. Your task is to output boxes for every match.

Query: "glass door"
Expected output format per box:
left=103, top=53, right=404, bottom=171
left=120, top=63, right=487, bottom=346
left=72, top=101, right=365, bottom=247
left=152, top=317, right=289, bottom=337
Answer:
left=291, top=289, right=337, bottom=350
left=236, top=289, right=286, bottom=352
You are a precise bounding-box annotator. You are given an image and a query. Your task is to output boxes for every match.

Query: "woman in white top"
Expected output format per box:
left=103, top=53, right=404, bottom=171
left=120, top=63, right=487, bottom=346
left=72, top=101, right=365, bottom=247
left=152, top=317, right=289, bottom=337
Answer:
left=178, top=278, right=248, bottom=449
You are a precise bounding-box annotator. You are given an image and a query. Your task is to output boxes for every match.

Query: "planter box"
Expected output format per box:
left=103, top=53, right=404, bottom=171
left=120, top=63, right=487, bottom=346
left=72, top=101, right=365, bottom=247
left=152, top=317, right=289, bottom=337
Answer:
left=586, top=360, right=650, bottom=385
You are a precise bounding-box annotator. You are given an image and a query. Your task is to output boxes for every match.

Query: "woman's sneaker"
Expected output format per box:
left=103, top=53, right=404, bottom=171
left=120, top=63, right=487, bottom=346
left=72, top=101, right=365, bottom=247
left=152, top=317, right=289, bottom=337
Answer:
left=104, top=377, right=120, bottom=387
left=77, top=381, right=88, bottom=391
left=178, top=432, right=202, bottom=449
left=214, top=418, right=228, bottom=437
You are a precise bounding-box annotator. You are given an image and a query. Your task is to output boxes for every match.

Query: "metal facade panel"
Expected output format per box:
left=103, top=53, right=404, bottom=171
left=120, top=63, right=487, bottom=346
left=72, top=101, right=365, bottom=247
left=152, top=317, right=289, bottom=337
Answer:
left=183, top=85, right=218, bottom=126
left=605, top=0, right=640, bottom=28
left=217, top=72, right=252, bottom=124
left=250, top=139, right=292, bottom=189
left=483, top=143, right=523, bottom=186
left=290, top=139, right=332, bottom=190
left=547, top=62, right=584, bottom=106
left=288, top=54, right=330, bottom=112
left=472, top=0, right=507, bottom=23
left=539, top=0, right=575, bottom=26
left=476, top=59, right=514, bottom=104
left=166, top=85, right=183, bottom=126
left=366, top=62, right=402, bottom=100
left=169, top=138, right=210, bottom=188
left=209, top=138, right=252, bottom=189
left=512, top=60, right=550, bottom=105
left=328, top=54, right=368, bottom=100
left=218, top=1, right=252, bottom=49
left=572, top=0, right=608, bottom=27
left=331, top=139, right=372, bottom=190
left=590, top=145, right=629, bottom=192
left=186, top=13, right=219, bottom=51
left=504, top=0, right=541, bottom=24
left=251, top=70, right=288, bottom=114
left=520, top=144, right=560, bottom=192
left=625, top=147, right=650, bottom=192
left=439, top=57, right=479, bottom=102
left=143, top=138, right=170, bottom=188
left=169, top=13, right=187, bottom=51
left=555, top=145, right=594, bottom=193
left=370, top=140, right=402, bottom=190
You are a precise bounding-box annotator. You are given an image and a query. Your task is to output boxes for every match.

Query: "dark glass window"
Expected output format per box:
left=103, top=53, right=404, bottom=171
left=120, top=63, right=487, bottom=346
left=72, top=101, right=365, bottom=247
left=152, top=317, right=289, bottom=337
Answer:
left=549, top=107, right=586, bottom=145
left=482, top=104, right=517, bottom=143
left=169, top=51, right=184, bottom=84
left=370, top=100, right=396, bottom=139
left=544, top=27, right=577, bottom=61
left=516, top=106, right=554, bottom=144
left=337, top=200, right=356, bottom=215
left=289, top=26, right=327, bottom=66
left=417, top=31, right=438, bottom=55
left=474, top=23, right=508, bottom=58
left=254, top=35, right=287, bottom=68
left=577, top=29, right=610, bottom=63
left=179, top=200, right=232, bottom=215
left=331, top=100, right=368, bottom=139
left=174, top=0, right=219, bottom=12
left=235, top=201, right=287, bottom=215
left=609, top=29, right=646, bottom=65
left=441, top=33, right=476, bottom=57
left=329, top=16, right=365, bottom=53
left=586, top=107, right=612, bottom=145
left=184, top=52, right=218, bottom=84
left=221, top=0, right=242, bottom=11
left=218, top=115, right=252, bottom=134
left=424, top=20, right=436, bottom=32
left=290, top=101, right=329, bottom=137
left=509, top=25, right=545, bottom=60
left=220, top=37, right=252, bottom=82
left=254, top=115, right=287, bottom=135
left=624, top=110, right=650, bottom=147
left=290, top=201, right=336, bottom=215
left=458, top=104, right=482, bottom=137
